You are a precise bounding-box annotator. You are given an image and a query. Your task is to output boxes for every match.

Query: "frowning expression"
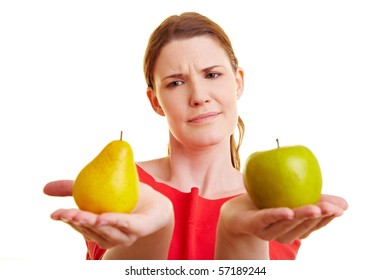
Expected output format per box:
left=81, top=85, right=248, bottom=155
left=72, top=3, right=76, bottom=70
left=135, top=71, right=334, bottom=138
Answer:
left=148, top=36, right=244, bottom=149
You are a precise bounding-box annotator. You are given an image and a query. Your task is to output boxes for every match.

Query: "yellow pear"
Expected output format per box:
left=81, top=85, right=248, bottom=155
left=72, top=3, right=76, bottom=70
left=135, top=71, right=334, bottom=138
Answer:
left=72, top=132, right=139, bottom=214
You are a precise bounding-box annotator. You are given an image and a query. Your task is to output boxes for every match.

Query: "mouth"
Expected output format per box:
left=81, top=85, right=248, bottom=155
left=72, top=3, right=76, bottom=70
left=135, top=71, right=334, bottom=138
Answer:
left=188, top=112, right=221, bottom=123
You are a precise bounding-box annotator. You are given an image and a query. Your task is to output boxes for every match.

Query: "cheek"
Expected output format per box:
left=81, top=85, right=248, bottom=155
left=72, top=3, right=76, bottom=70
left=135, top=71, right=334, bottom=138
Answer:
left=221, top=90, right=239, bottom=113
left=218, top=78, right=240, bottom=102
left=224, top=95, right=240, bottom=131
left=228, top=107, right=239, bottom=132
left=157, top=95, right=177, bottom=116
left=160, top=101, right=186, bottom=130
left=160, top=100, right=184, bottom=120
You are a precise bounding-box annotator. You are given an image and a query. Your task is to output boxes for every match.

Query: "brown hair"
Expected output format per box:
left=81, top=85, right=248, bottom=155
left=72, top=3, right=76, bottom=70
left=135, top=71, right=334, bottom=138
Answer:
left=143, top=12, right=245, bottom=170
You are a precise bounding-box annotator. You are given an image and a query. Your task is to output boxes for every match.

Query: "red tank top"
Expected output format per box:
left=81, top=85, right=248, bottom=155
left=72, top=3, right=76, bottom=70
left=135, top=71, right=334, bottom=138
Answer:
left=86, top=165, right=300, bottom=260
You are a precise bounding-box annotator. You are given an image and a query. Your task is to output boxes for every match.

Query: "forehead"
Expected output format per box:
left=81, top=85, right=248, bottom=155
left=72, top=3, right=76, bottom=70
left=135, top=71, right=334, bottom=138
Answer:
left=154, top=36, right=230, bottom=73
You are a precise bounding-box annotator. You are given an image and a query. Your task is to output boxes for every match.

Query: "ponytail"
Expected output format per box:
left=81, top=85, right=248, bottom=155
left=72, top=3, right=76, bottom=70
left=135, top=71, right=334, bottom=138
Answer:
left=230, top=116, right=245, bottom=170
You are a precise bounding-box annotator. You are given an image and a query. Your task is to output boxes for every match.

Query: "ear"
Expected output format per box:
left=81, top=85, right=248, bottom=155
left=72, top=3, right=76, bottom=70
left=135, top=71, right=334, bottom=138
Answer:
left=235, top=67, right=244, bottom=100
left=147, top=87, right=165, bottom=116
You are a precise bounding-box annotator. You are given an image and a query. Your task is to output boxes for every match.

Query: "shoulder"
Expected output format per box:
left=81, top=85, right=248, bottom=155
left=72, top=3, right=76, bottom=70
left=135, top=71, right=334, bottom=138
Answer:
left=137, top=157, right=170, bottom=182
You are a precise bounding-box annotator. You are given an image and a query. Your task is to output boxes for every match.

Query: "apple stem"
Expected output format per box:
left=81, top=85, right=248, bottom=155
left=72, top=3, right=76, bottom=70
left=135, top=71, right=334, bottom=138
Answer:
left=120, top=131, right=123, bottom=141
left=276, top=138, right=279, bottom=148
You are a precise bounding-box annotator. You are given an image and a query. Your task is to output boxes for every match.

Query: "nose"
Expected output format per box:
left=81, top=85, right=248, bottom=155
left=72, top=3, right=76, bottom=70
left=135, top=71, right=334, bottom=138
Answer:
left=189, top=82, right=211, bottom=106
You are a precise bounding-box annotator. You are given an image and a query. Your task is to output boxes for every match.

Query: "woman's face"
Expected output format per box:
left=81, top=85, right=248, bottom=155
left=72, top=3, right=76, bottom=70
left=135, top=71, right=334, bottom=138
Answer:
left=147, top=36, right=244, bottom=150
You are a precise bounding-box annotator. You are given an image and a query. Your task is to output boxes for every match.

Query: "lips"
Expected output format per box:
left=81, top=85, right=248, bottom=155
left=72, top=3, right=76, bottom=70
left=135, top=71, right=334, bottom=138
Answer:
left=188, top=112, right=221, bottom=123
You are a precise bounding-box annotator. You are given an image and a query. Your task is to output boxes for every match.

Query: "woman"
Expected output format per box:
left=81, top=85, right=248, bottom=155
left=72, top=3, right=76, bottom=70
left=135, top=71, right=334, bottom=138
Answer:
left=44, top=12, right=348, bottom=260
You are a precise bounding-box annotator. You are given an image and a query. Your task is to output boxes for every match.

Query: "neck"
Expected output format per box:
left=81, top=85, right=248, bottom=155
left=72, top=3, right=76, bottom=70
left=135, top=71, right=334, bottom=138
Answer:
left=166, top=134, right=243, bottom=198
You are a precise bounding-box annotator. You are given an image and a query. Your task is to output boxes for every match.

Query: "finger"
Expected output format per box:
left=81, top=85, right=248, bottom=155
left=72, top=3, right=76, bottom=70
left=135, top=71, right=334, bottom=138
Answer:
left=299, top=215, right=337, bottom=239
left=50, top=208, right=79, bottom=221
left=317, top=201, right=345, bottom=217
left=258, top=208, right=295, bottom=226
left=249, top=208, right=295, bottom=239
left=51, top=208, right=98, bottom=225
left=97, top=213, right=156, bottom=237
left=49, top=209, right=109, bottom=245
left=65, top=221, right=101, bottom=242
left=62, top=220, right=115, bottom=249
left=257, top=205, right=319, bottom=241
left=268, top=205, right=331, bottom=243
left=259, top=217, right=304, bottom=241
left=54, top=210, right=124, bottom=249
left=89, top=224, right=138, bottom=248
left=276, top=217, right=323, bottom=243
left=320, top=194, right=349, bottom=210
left=76, top=225, right=115, bottom=249
left=43, top=180, right=74, bottom=197
left=49, top=208, right=137, bottom=249
left=76, top=216, right=139, bottom=249
left=293, top=205, right=322, bottom=219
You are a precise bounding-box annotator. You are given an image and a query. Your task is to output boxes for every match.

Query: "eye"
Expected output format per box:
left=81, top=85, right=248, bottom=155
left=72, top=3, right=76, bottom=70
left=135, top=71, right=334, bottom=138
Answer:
left=205, top=72, right=220, bottom=79
left=167, top=80, right=184, bottom=88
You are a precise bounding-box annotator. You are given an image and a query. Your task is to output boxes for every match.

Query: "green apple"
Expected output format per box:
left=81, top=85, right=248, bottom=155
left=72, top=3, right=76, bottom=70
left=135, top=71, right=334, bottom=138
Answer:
left=243, top=140, right=322, bottom=209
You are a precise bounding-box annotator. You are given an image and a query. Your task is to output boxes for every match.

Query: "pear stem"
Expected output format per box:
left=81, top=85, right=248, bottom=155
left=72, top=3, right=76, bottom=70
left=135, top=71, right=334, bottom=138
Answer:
left=120, top=131, right=123, bottom=141
left=276, top=138, right=280, bottom=148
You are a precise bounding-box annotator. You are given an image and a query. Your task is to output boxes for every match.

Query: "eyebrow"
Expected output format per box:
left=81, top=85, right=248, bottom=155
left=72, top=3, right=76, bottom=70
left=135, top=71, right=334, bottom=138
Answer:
left=162, top=65, right=224, bottom=81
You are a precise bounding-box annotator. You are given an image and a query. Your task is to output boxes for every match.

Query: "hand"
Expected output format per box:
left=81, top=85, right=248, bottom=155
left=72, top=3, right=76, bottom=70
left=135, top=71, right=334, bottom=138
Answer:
left=43, top=180, right=174, bottom=258
left=220, top=193, right=348, bottom=244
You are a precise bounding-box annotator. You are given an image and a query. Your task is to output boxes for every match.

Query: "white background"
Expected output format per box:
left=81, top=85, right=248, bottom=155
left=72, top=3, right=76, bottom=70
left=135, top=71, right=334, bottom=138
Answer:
left=1, top=0, right=389, bottom=278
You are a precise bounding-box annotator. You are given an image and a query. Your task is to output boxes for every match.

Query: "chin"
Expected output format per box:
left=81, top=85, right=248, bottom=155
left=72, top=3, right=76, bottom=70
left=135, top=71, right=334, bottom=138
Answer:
left=188, top=134, right=229, bottom=149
